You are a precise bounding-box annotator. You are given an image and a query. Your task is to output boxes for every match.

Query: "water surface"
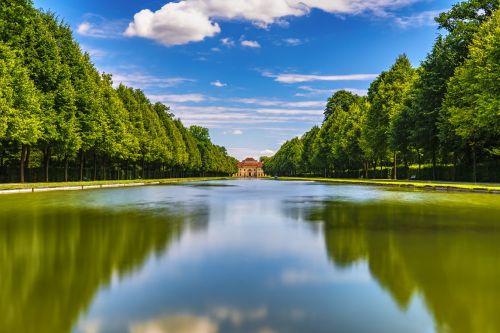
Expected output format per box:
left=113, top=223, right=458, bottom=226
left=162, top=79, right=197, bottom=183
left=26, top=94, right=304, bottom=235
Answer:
left=1, top=179, right=500, bottom=333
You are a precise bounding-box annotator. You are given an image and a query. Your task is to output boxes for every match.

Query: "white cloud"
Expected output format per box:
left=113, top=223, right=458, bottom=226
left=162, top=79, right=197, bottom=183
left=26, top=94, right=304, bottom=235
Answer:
left=281, top=265, right=371, bottom=286
left=211, top=306, right=267, bottom=326
left=125, top=2, right=221, bottom=45
left=110, top=71, right=193, bottom=89
left=260, top=149, right=275, bottom=156
left=232, top=98, right=324, bottom=108
left=241, top=40, right=261, bottom=48
left=80, top=44, right=108, bottom=59
left=224, top=129, right=243, bottom=135
left=77, top=15, right=126, bottom=38
left=126, top=0, right=422, bottom=45
left=211, top=80, right=227, bottom=87
left=228, top=147, right=274, bottom=160
left=256, top=109, right=323, bottom=115
left=283, top=38, right=303, bottom=46
left=295, top=86, right=368, bottom=97
left=221, top=37, right=235, bottom=47
left=148, top=93, right=206, bottom=103
left=171, top=104, right=321, bottom=127
left=394, top=9, right=443, bottom=28
left=264, top=72, right=378, bottom=83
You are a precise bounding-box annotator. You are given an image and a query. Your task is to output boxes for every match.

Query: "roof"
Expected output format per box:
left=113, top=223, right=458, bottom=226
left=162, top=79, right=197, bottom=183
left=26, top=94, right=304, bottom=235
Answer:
left=238, top=157, right=263, bottom=168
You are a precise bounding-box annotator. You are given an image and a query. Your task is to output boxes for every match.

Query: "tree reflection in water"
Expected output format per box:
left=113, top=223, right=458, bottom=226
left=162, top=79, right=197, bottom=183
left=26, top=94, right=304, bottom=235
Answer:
left=0, top=200, right=208, bottom=333
left=302, top=199, right=500, bottom=333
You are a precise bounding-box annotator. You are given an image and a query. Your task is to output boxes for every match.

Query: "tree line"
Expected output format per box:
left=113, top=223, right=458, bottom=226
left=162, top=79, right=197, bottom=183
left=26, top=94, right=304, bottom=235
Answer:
left=264, top=0, right=499, bottom=182
left=0, top=0, right=238, bottom=183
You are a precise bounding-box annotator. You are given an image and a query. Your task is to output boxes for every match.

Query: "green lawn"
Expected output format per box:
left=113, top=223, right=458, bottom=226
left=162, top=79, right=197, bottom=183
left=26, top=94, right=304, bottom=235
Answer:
left=278, top=177, right=500, bottom=193
left=0, top=177, right=232, bottom=191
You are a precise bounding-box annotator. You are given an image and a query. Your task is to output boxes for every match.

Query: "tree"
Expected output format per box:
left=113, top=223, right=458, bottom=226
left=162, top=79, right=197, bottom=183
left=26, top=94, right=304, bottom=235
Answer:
left=0, top=43, right=42, bottom=182
left=441, top=9, right=500, bottom=182
left=324, top=90, right=359, bottom=121
left=364, top=55, right=416, bottom=178
left=301, top=126, right=320, bottom=175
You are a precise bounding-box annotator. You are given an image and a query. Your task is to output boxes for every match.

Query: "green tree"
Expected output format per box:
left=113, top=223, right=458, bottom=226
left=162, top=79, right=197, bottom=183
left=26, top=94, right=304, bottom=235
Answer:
left=442, top=9, right=500, bottom=182
left=324, top=90, right=359, bottom=121
left=0, top=43, right=42, bottom=182
left=364, top=55, right=416, bottom=179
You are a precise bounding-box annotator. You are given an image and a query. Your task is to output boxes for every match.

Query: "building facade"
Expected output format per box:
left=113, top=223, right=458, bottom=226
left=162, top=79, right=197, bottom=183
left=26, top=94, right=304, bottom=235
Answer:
left=236, top=157, right=265, bottom=178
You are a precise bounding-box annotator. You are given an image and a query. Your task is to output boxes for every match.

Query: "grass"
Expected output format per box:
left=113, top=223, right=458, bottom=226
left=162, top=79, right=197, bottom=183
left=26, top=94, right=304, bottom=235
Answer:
left=277, top=177, right=500, bottom=192
left=0, top=177, right=232, bottom=191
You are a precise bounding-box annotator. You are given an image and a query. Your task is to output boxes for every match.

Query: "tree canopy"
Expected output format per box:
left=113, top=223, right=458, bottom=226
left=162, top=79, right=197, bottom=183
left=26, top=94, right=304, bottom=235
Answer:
left=0, top=1, right=237, bottom=182
left=265, top=1, right=499, bottom=182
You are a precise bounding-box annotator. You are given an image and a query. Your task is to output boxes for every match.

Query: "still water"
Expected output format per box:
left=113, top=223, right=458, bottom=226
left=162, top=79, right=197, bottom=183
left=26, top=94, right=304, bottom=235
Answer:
left=1, top=179, right=500, bottom=333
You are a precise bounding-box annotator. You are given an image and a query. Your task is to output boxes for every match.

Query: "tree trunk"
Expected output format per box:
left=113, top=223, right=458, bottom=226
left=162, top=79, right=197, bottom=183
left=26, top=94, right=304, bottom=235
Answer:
left=432, top=149, right=437, bottom=180
left=393, top=151, right=397, bottom=180
left=417, top=151, right=421, bottom=179
left=43, top=146, right=51, bottom=182
left=79, top=150, right=85, bottom=181
left=452, top=153, right=456, bottom=181
left=141, top=157, right=145, bottom=179
left=64, top=156, right=69, bottom=182
left=472, top=145, right=477, bottom=183
left=20, top=144, right=28, bottom=183
left=93, top=151, right=97, bottom=181
left=26, top=145, right=31, bottom=182
left=125, top=160, right=129, bottom=180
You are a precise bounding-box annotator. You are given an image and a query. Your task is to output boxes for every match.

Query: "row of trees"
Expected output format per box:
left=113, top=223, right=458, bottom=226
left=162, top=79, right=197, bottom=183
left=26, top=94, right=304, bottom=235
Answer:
left=264, top=0, right=499, bottom=182
left=0, top=0, right=237, bottom=182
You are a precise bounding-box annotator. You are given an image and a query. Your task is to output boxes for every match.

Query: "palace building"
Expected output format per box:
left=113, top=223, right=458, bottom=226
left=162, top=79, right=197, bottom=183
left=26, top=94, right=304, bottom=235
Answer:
left=236, top=157, right=265, bottom=178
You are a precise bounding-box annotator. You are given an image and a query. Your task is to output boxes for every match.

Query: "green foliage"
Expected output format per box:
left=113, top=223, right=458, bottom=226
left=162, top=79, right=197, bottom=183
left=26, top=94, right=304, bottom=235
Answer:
left=268, top=1, right=499, bottom=182
left=0, top=43, right=42, bottom=145
left=264, top=137, right=303, bottom=176
left=441, top=9, right=500, bottom=180
left=0, top=2, right=236, bottom=182
left=324, top=90, right=360, bottom=121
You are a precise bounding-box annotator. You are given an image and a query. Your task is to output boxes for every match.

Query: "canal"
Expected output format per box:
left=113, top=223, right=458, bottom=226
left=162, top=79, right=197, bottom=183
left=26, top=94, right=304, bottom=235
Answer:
left=1, top=179, right=499, bottom=333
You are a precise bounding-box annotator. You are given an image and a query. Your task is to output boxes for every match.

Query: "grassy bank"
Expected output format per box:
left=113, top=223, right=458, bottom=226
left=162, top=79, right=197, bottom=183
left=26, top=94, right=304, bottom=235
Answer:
left=277, top=177, right=500, bottom=194
left=0, top=177, right=232, bottom=193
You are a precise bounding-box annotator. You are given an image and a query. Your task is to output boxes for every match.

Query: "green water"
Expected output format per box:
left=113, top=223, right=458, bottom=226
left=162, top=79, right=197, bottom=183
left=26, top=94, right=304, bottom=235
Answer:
left=0, top=180, right=499, bottom=333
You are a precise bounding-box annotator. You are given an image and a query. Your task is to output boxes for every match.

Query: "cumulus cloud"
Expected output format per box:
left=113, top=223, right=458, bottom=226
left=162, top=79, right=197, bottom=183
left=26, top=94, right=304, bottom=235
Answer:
left=264, top=72, right=378, bottom=83
left=125, top=2, right=221, bottom=45
left=125, top=0, right=423, bottom=45
left=241, top=40, right=261, bottom=48
left=211, top=80, right=227, bottom=87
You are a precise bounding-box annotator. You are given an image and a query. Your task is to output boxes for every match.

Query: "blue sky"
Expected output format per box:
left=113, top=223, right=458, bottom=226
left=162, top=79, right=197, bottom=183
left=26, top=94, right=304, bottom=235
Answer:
left=35, top=0, right=456, bottom=160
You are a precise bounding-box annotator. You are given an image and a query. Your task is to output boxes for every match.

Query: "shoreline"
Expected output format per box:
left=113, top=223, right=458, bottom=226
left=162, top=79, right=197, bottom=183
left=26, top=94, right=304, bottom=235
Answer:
left=277, top=177, right=500, bottom=194
left=0, top=177, right=231, bottom=195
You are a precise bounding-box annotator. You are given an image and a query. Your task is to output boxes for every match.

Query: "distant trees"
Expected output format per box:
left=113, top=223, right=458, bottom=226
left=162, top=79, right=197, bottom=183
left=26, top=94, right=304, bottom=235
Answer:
left=265, top=1, right=499, bottom=182
left=0, top=1, right=237, bottom=182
